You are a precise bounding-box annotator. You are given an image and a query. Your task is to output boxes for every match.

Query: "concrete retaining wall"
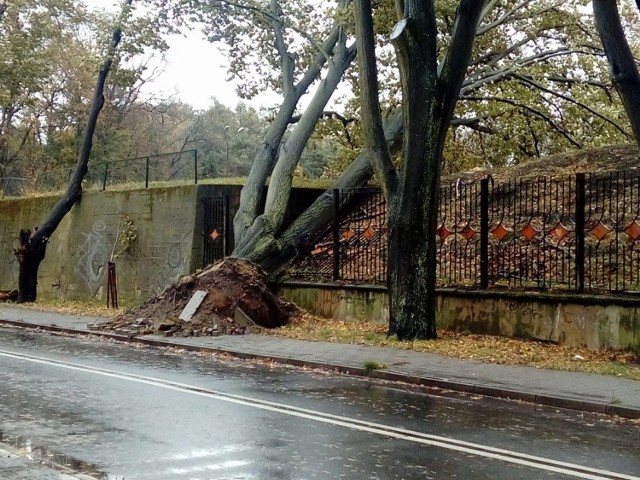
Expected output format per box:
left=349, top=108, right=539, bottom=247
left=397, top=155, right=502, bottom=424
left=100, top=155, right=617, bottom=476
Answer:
left=0, top=187, right=200, bottom=302
left=0, top=184, right=321, bottom=302
left=276, top=284, right=640, bottom=350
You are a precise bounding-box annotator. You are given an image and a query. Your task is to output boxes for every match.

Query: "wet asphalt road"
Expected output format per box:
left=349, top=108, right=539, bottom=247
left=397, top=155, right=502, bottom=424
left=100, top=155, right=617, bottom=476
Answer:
left=0, top=327, right=638, bottom=480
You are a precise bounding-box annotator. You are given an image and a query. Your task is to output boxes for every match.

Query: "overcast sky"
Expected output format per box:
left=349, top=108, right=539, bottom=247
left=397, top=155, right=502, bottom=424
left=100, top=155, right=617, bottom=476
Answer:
left=83, top=0, right=255, bottom=110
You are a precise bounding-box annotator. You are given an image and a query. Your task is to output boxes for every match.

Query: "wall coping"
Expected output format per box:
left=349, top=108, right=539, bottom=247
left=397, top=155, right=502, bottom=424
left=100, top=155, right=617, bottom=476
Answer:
left=274, top=281, right=640, bottom=308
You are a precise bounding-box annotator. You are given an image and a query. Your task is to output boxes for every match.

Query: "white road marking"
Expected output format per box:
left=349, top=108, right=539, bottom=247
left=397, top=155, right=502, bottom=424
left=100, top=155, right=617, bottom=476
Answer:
left=1, top=349, right=637, bottom=480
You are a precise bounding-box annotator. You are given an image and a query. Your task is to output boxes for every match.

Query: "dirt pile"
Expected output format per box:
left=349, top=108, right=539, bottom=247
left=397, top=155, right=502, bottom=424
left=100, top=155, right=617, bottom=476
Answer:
left=94, top=258, right=297, bottom=337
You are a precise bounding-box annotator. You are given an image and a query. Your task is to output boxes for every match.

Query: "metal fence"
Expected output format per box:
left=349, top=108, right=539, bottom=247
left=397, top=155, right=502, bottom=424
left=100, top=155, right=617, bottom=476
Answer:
left=0, top=150, right=199, bottom=197
left=286, top=169, right=640, bottom=294
left=97, top=150, right=198, bottom=190
left=286, top=187, right=387, bottom=284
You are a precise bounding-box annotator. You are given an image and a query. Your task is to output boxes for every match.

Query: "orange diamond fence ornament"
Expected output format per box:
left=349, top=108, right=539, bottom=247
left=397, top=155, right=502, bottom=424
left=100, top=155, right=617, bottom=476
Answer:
left=591, top=222, right=611, bottom=241
left=342, top=228, right=356, bottom=240
left=460, top=225, right=478, bottom=240
left=624, top=220, right=640, bottom=242
left=490, top=224, right=510, bottom=241
left=362, top=226, right=376, bottom=240
left=437, top=224, right=453, bottom=241
left=549, top=222, right=570, bottom=242
left=521, top=223, right=541, bottom=241
left=209, top=229, right=220, bottom=241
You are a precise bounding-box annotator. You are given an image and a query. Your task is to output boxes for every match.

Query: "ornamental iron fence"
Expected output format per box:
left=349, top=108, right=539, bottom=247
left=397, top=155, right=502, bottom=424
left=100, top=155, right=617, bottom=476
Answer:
left=285, top=169, right=640, bottom=294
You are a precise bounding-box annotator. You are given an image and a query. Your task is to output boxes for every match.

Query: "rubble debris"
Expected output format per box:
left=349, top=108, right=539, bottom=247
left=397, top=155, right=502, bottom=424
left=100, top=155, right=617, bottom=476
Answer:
left=95, top=258, right=297, bottom=337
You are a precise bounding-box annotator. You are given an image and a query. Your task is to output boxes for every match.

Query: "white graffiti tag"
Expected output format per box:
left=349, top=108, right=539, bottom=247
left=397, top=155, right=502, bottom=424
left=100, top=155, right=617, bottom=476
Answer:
left=75, top=221, right=108, bottom=291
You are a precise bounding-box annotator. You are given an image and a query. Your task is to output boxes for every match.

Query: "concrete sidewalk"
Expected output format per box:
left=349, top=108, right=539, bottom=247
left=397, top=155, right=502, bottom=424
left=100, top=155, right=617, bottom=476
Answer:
left=1, top=305, right=639, bottom=419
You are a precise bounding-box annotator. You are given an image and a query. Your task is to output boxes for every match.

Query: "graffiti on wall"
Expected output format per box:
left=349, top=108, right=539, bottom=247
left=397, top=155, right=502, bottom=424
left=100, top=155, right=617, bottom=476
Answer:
left=74, top=221, right=109, bottom=292
left=149, top=232, right=193, bottom=293
left=507, top=301, right=543, bottom=323
left=320, top=289, right=378, bottom=318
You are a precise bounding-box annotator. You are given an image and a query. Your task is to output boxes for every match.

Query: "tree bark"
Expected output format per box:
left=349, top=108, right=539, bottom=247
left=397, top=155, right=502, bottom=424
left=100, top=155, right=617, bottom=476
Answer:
left=233, top=31, right=356, bottom=260
left=593, top=0, right=640, bottom=148
left=14, top=230, right=45, bottom=303
left=14, top=0, right=132, bottom=302
left=262, top=41, right=356, bottom=233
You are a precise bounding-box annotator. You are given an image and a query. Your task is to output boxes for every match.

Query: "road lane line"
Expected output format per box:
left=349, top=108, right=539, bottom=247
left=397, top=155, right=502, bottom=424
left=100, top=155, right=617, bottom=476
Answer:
left=1, top=349, right=637, bottom=480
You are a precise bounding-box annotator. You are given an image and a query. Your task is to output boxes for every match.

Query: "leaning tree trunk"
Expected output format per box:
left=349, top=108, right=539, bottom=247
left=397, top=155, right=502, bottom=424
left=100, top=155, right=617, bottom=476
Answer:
left=14, top=0, right=132, bottom=303
left=593, top=0, right=640, bottom=148
left=233, top=30, right=356, bottom=262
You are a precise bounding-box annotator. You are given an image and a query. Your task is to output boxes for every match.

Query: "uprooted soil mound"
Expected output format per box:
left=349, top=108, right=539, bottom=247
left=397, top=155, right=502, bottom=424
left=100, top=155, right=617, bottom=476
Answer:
left=95, top=258, right=298, bottom=337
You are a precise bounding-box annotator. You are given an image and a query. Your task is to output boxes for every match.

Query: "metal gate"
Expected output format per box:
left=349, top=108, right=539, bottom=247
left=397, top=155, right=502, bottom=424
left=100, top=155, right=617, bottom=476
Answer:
left=202, top=195, right=230, bottom=266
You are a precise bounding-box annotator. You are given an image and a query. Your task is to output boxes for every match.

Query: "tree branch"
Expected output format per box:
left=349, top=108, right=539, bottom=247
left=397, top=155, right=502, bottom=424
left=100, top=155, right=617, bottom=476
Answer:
left=270, top=0, right=295, bottom=96
left=477, top=0, right=535, bottom=36
left=513, top=73, right=631, bottom=138
left=438, top=0, right=488, bottom=138
left=234, top=7, right=349, bottom=240
left=261, top=37, right=357, bottom=234
left=214, top=0, right=334, bottom=61
left=462, top=95, right=581, bottom=148
left=354, top=0, right=397, bottom=201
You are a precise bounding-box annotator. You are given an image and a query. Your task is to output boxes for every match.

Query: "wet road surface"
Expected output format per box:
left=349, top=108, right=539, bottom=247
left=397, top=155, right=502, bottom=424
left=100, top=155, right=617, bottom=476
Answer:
left=0, top=327, right=638, bottom=480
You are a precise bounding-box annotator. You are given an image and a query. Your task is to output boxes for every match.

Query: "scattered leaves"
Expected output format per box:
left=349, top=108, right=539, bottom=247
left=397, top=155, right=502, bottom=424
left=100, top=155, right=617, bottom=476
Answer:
left=268, top=314, right=640, bottom=381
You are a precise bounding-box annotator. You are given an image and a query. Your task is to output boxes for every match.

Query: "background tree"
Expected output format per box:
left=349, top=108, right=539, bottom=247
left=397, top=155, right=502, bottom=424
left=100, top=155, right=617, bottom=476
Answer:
left=14, top=0, right=137, bottom=302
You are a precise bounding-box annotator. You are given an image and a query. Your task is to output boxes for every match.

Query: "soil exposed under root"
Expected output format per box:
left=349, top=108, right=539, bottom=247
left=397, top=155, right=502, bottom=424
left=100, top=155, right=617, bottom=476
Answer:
left=95, top=258, right=297, bottom=337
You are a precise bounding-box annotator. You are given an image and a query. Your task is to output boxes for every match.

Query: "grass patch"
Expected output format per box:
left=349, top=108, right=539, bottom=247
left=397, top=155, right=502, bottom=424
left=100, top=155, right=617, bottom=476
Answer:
left=363, top=360, right=387, bottom=373
left=10, top=299, right=125, bottom=318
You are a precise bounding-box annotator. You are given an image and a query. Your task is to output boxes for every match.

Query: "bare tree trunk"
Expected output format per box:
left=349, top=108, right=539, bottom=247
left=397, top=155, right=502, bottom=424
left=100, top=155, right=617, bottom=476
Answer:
left=234, top=9, right=344, bottom=242
left=14, top=230, right=44, bottom=302
left=14, top=0, right=133, bottom=303
left=593, top=0, right=640, bottom=148
left=233, top=18, right=356, bottom=261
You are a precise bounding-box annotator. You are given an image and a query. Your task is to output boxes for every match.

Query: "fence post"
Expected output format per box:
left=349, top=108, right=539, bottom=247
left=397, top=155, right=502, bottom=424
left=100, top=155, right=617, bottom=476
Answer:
left=102, top=163, right=109, bottom=191
left=575, top=173, right=586, bottom=292
left=480, top=178, right=490, bottom=289
left=145, top=157, right=150, bottom=189
left=333, top=189, right=341, bottom=281
left=194, top=150, right=199, bottom=185
left=223, top=194, right=230, bottom=256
